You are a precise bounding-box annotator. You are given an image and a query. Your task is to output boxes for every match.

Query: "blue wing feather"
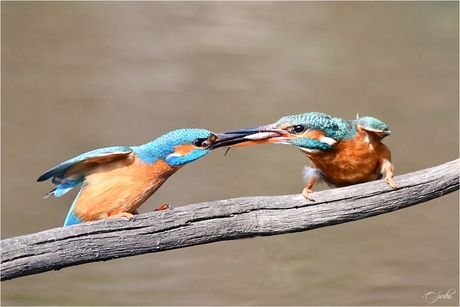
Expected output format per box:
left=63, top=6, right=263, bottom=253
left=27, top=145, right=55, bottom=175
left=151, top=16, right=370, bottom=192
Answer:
left=63, top=187, right=85, bottom=226
left=37, top=146, right=132, bottom=182
left=38, top=146, right=133, bottom=226
left=38, top=146, right=133, bottom=198
left=45, top=178, right=84, bottom=198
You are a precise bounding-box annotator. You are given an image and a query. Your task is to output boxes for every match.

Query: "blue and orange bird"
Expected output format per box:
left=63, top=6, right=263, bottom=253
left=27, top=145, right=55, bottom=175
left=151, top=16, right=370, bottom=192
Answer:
left=38, top=129, right=219, bottom=226
left=212, top=112, right=398, bottom=200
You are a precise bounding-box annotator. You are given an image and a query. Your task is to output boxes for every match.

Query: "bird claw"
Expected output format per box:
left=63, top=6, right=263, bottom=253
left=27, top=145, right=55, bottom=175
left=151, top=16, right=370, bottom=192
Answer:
left=301, top=182, right=316, bottom=201
left=301, top=188, right=315, bottom=201
left=154, top=204, right=172, bottom=212
left=384, top=176, right=398, bottom=190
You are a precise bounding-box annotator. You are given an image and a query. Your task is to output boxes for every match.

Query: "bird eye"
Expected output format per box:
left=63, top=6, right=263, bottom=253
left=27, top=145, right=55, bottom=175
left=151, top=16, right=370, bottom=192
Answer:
left=292, top=125, right=306, bottom=134
left=192, top=138, right=207, bottom=147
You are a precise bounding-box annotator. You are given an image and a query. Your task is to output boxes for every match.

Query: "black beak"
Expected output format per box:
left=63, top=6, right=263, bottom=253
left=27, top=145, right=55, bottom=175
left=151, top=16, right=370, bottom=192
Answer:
left=210, top=124, right=283, bottom=149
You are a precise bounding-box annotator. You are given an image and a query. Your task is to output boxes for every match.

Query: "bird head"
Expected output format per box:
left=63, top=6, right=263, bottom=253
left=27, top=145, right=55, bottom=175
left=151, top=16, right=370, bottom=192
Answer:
left=211, top=112, right=353, bottom=154
left=141, top=128, right=219, bottom=166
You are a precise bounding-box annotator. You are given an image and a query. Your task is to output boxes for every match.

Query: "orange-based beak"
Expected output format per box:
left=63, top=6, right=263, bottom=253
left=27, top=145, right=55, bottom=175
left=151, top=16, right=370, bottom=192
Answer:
left=211, top=124, right=288, bottom=150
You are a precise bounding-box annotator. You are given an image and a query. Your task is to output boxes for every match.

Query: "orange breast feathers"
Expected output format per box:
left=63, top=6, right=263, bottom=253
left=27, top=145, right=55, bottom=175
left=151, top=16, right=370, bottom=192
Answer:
left=304, top=130, right=393, bottom=187
left=72, top=156, right=179, bottom=222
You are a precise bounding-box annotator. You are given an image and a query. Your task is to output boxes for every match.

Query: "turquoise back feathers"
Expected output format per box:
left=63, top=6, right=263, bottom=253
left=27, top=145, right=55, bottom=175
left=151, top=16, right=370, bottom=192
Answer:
left=38, top=128, right=215, bottom=187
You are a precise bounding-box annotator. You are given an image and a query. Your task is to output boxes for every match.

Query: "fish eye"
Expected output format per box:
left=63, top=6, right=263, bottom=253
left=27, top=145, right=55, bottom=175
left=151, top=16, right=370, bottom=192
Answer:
left=292, top=125, right=306, bottom=134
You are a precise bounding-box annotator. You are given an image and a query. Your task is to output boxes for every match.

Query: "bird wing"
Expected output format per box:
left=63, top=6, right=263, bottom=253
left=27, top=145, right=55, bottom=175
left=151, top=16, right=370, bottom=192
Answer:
left=354, top=117, right=391, bottom=139
left=37, top=146, right=133, bottom=183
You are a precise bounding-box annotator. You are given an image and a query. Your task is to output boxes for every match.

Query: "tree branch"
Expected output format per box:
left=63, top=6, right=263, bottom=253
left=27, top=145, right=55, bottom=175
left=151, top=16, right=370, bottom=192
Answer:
left=1, top=159, right=458, bottom=281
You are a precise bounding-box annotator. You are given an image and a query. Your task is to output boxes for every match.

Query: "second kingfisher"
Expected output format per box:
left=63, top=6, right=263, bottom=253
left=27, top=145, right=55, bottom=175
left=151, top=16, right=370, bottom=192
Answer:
left=212, top=112, right=398, bottom=200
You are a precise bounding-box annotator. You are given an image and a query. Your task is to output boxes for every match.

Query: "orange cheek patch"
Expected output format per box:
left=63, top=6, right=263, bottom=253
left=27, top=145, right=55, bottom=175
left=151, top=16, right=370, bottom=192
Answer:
left=304, top=130, right=326, bottom=140
left=173, top=144, right=196, bottom=156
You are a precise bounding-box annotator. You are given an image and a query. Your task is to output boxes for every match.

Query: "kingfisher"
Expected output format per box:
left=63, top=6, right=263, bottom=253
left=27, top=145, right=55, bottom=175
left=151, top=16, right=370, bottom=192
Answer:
left=38, top=128, right=219, bottom=226
left=211, top=112, right=398, bottom=200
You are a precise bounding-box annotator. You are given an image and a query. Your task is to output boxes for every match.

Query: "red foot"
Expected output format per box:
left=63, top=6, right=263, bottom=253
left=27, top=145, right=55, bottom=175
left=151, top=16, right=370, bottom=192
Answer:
left=154, top=204, right=172, bottom=212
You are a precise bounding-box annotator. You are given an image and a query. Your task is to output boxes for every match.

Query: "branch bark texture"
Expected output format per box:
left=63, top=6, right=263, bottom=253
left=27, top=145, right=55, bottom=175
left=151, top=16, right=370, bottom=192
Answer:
left=2, top=159, right=458, bottom=281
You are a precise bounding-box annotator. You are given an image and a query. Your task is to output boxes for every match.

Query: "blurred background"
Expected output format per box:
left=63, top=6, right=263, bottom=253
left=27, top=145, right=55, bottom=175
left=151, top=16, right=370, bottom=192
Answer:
left=2, top=2, right=458, bottom=305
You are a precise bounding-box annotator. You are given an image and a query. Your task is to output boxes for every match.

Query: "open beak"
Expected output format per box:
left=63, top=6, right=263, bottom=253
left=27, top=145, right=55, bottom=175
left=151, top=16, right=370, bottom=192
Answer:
left=210, top=124, right=287, bottom=150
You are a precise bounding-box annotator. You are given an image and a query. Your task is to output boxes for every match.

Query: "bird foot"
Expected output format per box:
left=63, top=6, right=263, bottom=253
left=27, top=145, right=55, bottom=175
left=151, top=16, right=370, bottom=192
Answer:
left=384, top=176, right=398, bottom=190
left=154, top=204, right=172, bottom=212
left=301, top=187, right=315, bottom=202
left=382, top=160, right=398, bottom=190
left=108, top=212, right=135, bottom=221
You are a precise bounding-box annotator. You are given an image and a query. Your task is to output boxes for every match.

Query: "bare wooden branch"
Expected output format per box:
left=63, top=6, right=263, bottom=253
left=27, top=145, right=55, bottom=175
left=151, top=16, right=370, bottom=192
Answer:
left=1, top=159, right=458, bottom=281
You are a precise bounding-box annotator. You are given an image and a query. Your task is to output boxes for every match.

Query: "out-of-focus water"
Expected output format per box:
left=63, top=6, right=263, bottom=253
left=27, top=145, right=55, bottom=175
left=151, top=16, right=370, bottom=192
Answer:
left=2, top=2, right=458, bottom=305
